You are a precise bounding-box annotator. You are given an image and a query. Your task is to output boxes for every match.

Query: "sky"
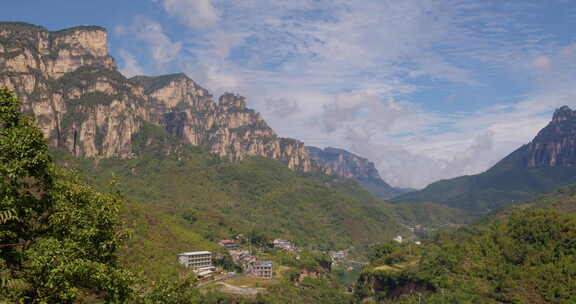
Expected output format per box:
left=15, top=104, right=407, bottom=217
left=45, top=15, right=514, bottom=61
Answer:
left=3, top=0, right=576, bottom=189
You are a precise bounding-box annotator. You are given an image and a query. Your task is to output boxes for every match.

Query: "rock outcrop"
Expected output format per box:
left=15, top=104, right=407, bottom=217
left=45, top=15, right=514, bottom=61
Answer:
left=307, top=146, right=404, bottom=198
left=0, top=22, right=313, bottom=171
left=524, top=105, right=576, bottom=168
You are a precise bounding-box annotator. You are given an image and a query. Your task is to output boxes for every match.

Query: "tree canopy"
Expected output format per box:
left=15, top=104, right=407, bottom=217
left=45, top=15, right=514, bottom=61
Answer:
left=0, top=88, right=133, bottom=303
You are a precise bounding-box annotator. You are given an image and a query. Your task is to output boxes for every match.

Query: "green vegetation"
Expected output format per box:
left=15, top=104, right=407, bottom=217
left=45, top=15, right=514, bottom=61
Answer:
left=355, top=196, right=576, bottom=303
left=130, top=73, right=189, bottom=94
left=0, top=88, right=133, bottom=302
left=393, top=201, right=473, bottom=230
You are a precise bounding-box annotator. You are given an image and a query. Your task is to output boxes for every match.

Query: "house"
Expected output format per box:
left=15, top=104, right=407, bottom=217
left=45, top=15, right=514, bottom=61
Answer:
left=330, top=251, right=347, bottom=261
left=272, top=239, right=296, bottom=251
left=178, top=251, right=215, bottom=278
left=218, top=239, right=237, bottom=249
left=251, top=261, right=273, bottom=279
left=229, top=249, right=256, bottom=271
left=393, top=235, right=403, bottom=243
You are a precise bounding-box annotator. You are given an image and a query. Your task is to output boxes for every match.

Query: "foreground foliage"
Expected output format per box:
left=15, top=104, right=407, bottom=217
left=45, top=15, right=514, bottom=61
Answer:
left=0, top=88, right=133, bottom=302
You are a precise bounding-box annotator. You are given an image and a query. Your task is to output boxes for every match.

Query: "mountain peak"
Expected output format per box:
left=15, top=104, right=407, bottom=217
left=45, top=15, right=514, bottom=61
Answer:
left=219, top=93, right=247, bottom=109
left=552, top=105, right=576, bottom=122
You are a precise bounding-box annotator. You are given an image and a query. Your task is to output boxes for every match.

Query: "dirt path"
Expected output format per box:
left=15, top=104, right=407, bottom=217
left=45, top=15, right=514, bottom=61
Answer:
left=217, top=282, right=264, bottom=295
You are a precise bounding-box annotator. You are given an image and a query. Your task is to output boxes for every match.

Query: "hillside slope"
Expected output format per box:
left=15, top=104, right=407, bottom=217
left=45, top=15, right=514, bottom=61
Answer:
left=52, top=123, right=405, bottom=252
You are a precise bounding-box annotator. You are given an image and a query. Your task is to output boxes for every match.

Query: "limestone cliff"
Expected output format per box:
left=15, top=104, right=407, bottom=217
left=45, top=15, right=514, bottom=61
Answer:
left=0, top=22, right=312, bottom=171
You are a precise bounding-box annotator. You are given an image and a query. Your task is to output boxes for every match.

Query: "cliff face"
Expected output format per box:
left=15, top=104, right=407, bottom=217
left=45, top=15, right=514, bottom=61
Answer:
left=0, top=22, right=312, bottom=171
left=307, top=146, right=402, bottom=198
left=524, top=106, right=576, bottom=168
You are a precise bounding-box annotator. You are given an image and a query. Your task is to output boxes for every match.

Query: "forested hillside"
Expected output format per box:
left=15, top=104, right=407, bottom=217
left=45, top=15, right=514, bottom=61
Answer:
left=355, top=189, right=576, bottom=303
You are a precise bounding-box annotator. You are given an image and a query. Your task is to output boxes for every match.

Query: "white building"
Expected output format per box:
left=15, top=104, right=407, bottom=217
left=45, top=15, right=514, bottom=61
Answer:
left=393, top=235, right=403, bottom=243
left=178, top=251, right=215, bottom=277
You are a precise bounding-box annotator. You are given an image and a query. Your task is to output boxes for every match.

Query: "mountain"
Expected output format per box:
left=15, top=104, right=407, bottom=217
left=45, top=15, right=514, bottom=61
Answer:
left=393, top=105, right=576, bottom=213
left=0, top=22, right=312, bottom=171
left=306, top=146, right=410, bottom=199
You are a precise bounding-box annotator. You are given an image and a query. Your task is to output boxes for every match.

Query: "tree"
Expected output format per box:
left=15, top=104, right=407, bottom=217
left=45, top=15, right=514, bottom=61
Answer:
left=0, top=88, right=133, bottom=302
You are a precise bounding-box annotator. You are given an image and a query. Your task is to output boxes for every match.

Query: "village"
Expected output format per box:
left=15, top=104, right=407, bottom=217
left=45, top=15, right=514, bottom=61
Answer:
left=177, top=237, right=352, bottom=287
left=176, top=233, right=417, bottom=294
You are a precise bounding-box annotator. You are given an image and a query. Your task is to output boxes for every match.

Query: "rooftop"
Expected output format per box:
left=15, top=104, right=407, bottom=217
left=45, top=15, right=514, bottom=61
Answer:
left=255, top=261, right=273, bottom=266
left=179, top=251, right=211, bottom=256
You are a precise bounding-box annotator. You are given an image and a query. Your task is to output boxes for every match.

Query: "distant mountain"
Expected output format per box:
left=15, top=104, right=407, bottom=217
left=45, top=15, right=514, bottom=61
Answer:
left=306, top=146, right=411, bottom=199
left=393, top=106, right=576, bottom=213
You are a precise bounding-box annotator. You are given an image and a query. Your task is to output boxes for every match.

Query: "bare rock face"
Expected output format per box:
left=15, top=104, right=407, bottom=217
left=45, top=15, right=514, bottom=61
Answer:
left=0, top=22, right=313, bottom=171
left=524, top=105, right=576, bottom=168
left=307, top=146, right=403, bottom=198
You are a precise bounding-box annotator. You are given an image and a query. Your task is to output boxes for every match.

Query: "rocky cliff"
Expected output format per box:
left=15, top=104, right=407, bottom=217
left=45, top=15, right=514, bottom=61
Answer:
left=524, top=105, right=576, bottom=168
left=0, top=22, right=312, bottom=171
left=307, top=146, right=404, bottom=198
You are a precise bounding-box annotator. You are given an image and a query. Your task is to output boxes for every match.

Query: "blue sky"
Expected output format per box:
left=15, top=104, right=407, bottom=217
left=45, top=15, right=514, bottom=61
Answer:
left=3, top=0, right=576, bottom=188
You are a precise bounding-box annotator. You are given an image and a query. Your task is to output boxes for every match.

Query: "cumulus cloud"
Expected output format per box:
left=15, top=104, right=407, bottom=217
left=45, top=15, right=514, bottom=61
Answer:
left=117, top=49, right=145, bottom=77
left=115, top=17, right=182, bottom=71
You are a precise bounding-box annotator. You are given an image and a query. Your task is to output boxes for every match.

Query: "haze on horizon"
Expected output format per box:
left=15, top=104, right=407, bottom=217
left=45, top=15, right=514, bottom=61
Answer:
left=2, top=0, right=576, bottom=189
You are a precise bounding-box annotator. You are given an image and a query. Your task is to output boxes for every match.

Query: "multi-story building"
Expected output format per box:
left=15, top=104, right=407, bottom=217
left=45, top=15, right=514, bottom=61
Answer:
left=178, top=251, right=214, bottom=276
left=252, top=261, right=273, bottom=279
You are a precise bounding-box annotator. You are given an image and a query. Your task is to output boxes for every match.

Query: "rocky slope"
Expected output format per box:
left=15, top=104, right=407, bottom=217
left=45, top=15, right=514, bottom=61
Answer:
left=0, top=22, right=312, bottom=171
left=393, top=105, right=576, bottom=213
left=306, top=146, right=405, bottom=198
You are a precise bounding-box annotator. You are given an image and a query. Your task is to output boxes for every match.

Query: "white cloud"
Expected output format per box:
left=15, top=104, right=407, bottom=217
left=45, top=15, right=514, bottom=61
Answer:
left=115, top=17, right=182, bottom=71
left=111, top=0, right=576, bottom=188
left=117, top=49, right=145, bottom=77
left=162, top=0, right=219, bottom=30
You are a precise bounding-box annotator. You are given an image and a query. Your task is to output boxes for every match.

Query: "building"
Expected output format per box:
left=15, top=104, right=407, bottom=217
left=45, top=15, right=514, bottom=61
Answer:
left=330, top=251, right=347, bottom=261
left=251, top=261, right=273, bottom=279
left=393, top=235, right=403, bottom=243
left=218, top=239, right=237, bottom=249
left=178, top=251, right=215, bottom=277
left=273, top=239, right=296, bottom=251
